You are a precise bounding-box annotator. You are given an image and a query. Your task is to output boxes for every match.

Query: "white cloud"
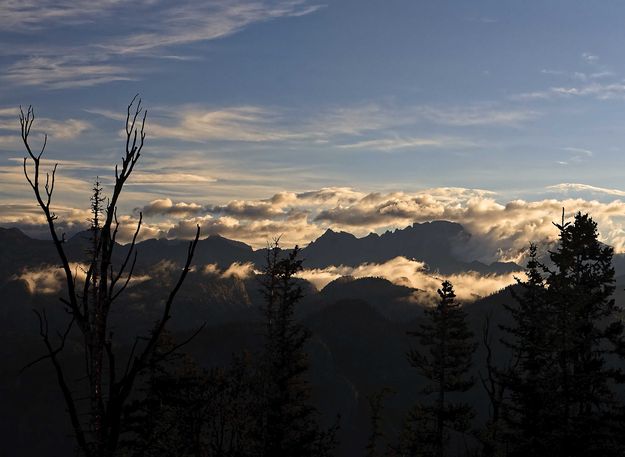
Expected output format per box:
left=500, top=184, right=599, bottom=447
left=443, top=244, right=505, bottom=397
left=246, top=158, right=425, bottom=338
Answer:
left=547, top=183, right=625, bottom=198
left=14, top=262, right=150, bottom=294
left=128, top=172, right=216, bottom=185
left=201, top=261, right=255, bottom=279
left=296, top=256, right=521, bottom=303
left=337, top=137, right=464, bottom=151
left=140, top=198, right=204, bottom=216
left=8, top=185, right=625, bottom=265
left=220, top=261, right=255, bottom=279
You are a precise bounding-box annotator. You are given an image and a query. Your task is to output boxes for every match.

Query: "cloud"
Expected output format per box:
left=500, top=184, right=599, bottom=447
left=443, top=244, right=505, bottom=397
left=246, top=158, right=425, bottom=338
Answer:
left=146, top=103, right=400, bottom=145
left=148, top=106, right=302, bottom=143
left=139, top=101, right=535, bottom=154
left=128, top=172, right=216, bottom=186
left=3, top=56, right=135, bottom=89
left=13, top=264, right=76, bottom=295
left=0, top=203, right=92, bottom=239
left=220, top=261, right=255, bottom=279
left=516, top=82, right=625, bottom=101
left=540, top=68, right=613, bottom=82
left=337, top=137, right=468, bottom=151
left=207, top=199, right=289, bottom=219
left=166, top=211, right=323, bottom=248
left=296, top=256, right=521, bottom=303
left=140, top=198, right=204, bottom=217
left=101, top=1, right=325, bottom=55
left=7, top=184, right=625, bottom=266
left=2, top=1, right=323, bottom=89
left=201, top=261, right=255, bottom=279
left=561, top=147, right=593, bottom=157
left=0, top=0, right=133, bottom=30
left=413, top=105, right=539, bottom=127
left=0, top=108, right=92, bottom=140
left=547, top=183, right=625, bottom=198
left=190, top=187, right=625, bottom=261
left=14, top=262, right=150, bottom=294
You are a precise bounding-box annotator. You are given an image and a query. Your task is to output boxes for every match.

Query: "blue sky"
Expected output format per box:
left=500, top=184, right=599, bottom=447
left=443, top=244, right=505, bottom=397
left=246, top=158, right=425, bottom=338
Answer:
left=3, top=0, right=625, bottom=256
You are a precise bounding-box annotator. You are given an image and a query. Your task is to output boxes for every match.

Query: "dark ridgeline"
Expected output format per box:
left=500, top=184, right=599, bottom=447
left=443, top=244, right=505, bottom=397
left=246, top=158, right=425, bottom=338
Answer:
left=0, top=220, right=522, bottom=283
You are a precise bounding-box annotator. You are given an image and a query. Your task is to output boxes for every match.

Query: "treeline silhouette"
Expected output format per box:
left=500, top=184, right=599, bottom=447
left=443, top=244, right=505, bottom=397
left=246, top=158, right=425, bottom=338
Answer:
left=16, top=99, right=625, bottom=457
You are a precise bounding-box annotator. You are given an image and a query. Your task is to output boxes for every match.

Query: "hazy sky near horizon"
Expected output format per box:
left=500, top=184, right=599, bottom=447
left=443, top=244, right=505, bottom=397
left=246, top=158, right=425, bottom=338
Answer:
left=3, top=0, right=625, bottom=257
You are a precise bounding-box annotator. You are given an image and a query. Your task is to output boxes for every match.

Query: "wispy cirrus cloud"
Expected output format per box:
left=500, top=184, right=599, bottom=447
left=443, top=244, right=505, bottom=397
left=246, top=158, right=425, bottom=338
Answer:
left=412, top=105, right=539, bottom=127
left=3, top=56, right=136, bottom=89
left=0, top=107, right=92, bottom=149
left=337, top=136, right=473, bottom=151
left=555, top=146, right=594, bottom=166
left=99, top=1, right=325, bottom=55
left=148, top=106, right=303, bottom=143
left=141, top=101, right=537, bottom=149
left=516, top=81, right=625, bottom=101
left=0, top=0, right=133, bottom=30
left=526, top=53, right=620, bottom=101
left=2, top=1, right=324, bottom=89
left=547, top=183, right=625, bottom=198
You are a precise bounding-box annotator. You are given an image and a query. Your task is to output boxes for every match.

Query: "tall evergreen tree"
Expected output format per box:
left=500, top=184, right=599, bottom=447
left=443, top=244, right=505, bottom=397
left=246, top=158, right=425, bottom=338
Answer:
left=257, top=242, right=337, bottom=457
left=504, top=212, right=625, bottom=457
left=403, top=280, right=476, bottom=457
left=500, top=243, right=555, bottom=455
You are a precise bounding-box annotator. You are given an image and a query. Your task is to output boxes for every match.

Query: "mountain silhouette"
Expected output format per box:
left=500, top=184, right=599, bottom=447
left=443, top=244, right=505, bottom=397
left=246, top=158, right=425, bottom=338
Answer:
left=0, top=221, right=522, bottom=290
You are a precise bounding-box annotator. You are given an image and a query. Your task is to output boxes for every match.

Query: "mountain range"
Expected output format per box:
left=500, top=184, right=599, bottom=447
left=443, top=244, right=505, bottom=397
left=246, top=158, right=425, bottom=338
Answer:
left=3, top=220, right=625, bottom=456
left=0, top=220, right=520, bottom=284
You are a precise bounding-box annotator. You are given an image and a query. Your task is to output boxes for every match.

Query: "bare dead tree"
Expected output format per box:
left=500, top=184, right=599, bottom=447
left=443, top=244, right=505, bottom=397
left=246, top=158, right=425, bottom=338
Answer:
left=20, top=96, right=200, bottom=457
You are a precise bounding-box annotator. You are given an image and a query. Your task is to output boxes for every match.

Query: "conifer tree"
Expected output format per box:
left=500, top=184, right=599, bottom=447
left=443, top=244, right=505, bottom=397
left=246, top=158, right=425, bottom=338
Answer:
left=257, top=242, right=337, bottom=457
left=500, top=243, right=555, bottom=455
left=504, top=212, right=625, bottom=457
left=547, top=212, right=624, bottom=456
left=403, top=280, right=476, bottom=457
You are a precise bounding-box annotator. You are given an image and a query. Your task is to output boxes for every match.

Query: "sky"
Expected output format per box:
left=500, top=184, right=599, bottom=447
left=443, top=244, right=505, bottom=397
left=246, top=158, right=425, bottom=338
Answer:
left=3, top=0, right=625, bottom=261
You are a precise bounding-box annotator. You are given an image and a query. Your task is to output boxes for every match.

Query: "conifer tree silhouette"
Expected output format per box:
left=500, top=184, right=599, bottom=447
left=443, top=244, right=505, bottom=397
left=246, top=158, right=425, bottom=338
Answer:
left=504, top=211, right=625, bottom=457
left=402, top=280, right=476, bottom=457
left=256, top=241, right=337, bottom=457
